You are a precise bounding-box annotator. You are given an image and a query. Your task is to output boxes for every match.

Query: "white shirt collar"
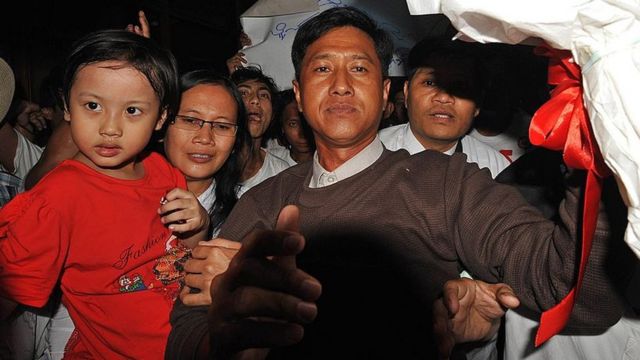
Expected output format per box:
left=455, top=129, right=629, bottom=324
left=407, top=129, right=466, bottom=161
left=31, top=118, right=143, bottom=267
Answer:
left=404, top=123, right=458, bottom=155
left=443, top=142, right=458, bottom=155
left=402, top=123, right=428, bottom=155
left=309, top=136, right=384, bottom=188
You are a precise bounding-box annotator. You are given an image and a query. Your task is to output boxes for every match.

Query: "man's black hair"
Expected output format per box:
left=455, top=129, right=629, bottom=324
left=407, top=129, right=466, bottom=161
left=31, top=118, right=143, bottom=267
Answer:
left=230, top=65, right=279, bottom=98
left=407, top=37, right=486, bottom=106
left=292, top=6, right=394, bottom=80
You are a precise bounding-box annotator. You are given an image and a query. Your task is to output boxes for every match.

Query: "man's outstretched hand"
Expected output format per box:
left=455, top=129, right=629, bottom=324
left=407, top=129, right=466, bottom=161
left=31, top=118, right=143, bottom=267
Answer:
left=207, top=205, right=322, bottom=358
left=433, top=278, right=520, bottom=359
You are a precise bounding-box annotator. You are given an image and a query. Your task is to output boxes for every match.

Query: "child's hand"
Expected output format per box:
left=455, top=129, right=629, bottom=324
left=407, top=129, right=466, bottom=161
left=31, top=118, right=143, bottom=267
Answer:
left=158, top=188, right=210, bottom=237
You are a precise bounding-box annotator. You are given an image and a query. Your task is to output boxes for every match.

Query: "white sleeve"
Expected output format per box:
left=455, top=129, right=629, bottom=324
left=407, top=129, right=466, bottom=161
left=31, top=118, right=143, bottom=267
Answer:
left=12, top=129, right=44, bottom=179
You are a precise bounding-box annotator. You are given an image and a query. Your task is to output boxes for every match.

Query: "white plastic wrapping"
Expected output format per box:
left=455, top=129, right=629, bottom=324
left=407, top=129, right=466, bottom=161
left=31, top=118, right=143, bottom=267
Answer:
left=573, top=2, right=640, bottom=257
left=408, top=0, right=640, bottom=258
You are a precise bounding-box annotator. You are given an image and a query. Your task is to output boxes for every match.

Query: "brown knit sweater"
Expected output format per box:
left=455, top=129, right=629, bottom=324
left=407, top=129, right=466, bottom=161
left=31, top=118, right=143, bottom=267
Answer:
left=166, top=149, right=626, bottom=359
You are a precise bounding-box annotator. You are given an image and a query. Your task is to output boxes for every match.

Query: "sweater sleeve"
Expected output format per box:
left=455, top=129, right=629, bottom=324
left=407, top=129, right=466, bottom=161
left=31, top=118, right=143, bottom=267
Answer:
left=165, top=299, right=209, bottom=359
left=448, top=157, right=627, bottom=329
left=0, top=192, right=69, bottom=307
left=218, top=190, right=276, bottom=241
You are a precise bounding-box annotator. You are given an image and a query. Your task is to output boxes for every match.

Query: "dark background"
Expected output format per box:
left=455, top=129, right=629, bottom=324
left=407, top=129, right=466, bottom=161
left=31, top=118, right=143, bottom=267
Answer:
left=0, top=1, right=548, bottom=116
left=1, top=0, right=259, bottom=104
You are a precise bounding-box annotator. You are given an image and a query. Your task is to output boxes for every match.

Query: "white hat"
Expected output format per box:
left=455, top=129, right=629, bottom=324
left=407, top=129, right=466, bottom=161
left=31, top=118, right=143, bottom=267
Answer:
left=0, top=58, right=15, bottom=125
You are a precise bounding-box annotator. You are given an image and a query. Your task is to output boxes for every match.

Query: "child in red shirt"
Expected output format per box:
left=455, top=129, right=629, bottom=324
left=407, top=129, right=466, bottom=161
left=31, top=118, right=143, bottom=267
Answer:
left=0, top=30, right=209, bottom=359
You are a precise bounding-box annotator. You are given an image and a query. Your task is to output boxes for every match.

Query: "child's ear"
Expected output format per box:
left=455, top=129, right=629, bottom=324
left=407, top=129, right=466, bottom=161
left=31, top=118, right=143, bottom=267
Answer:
left=155, top=109, right=168, bottom=130
left=62, top=102, right=71, bottom=122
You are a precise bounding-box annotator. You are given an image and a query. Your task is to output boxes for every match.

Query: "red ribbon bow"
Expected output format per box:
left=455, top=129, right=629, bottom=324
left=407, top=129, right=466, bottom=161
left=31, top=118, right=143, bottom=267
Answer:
left=529, top=45, right=610, bottom=346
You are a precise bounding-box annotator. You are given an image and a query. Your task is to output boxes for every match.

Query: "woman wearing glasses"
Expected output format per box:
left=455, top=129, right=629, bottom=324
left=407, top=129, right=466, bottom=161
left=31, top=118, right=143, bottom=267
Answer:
left=164, top=70, right=250, bottom=237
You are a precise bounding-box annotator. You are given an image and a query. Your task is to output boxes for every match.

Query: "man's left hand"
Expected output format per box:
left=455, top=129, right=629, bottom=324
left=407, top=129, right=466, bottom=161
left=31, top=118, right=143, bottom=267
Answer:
left=433, top=278, right=520, bottom=359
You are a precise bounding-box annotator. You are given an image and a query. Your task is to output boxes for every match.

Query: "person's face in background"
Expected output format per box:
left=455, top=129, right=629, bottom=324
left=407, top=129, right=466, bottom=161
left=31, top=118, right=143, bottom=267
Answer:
left=281, top=101, right=313, bottom=156
left=164, top=84, right=237, bottom=191
left=64, top=60, right=165, bottom=179
left=404, top=67, right=479, bottom=151
left=293, top=26, right=390, bottom=151
left=393, top=90, right=407, bottom=123
left=237, top=79, right=273, bottom=140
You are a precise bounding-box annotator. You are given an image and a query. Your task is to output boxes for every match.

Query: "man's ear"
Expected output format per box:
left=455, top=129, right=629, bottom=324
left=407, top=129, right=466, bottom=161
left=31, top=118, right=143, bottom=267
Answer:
left=403, top=80, right=409, bottom=108
left=382, top=78, right=391, bottom=112
left=474, top=108, right=480, bottom=118
left=292, top=80, right=303, bottom=113
left=383, top=101, right=395, bottom=120
left=155, top=109, right=168, bottom=130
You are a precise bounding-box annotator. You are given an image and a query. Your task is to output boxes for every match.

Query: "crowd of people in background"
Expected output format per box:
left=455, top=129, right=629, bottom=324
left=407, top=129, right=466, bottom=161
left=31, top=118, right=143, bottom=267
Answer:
left=0, top=5, right=637, bottom=360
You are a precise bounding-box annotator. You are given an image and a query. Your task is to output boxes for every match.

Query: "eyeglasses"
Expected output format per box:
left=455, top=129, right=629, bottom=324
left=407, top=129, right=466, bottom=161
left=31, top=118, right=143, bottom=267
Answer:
left=171, top=115, right=238, bottom=137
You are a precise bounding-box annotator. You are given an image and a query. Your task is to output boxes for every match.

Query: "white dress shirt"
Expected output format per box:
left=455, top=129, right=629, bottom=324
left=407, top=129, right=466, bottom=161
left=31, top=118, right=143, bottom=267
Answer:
left=309, top=136, right=384, bottom=188
left=379, top=123, right=510, bottom=178
left=238, top=149, right=290, bottom=197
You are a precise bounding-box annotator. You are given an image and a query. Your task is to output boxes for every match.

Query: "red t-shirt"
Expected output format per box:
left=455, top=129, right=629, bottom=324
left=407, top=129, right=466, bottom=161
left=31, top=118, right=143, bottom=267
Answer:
left=0, top=152, right=187, bottom=359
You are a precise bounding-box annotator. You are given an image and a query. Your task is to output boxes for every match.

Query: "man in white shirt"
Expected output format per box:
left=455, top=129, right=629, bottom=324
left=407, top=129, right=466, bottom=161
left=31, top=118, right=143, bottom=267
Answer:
left=379, top=39, right=508, bottom=359
left=0, top=59, right=44, bottom=182
left=379, top=38, right=509, bottom=178
left=469, top=106, right=532, bottom=163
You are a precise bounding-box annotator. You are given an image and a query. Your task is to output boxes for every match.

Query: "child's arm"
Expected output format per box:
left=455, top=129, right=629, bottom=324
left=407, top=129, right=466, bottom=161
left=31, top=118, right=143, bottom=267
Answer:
left=24, top=120, right=78, bottom=190
left=158, top=188, right=211, bottom=249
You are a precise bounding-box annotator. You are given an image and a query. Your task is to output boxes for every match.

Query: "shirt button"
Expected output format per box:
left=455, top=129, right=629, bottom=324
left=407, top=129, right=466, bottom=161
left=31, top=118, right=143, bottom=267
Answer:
left=327, top=176, right=336, bottom=183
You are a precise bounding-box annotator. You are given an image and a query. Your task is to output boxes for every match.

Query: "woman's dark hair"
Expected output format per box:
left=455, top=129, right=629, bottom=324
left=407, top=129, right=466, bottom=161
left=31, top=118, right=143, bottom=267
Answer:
left=276, top=89, right=315, bottom=153
left=291, top=6, right=394, bottom=80
left=62, top=29, right=179, bottom=119
left=177, top=70, right=250, bottom=235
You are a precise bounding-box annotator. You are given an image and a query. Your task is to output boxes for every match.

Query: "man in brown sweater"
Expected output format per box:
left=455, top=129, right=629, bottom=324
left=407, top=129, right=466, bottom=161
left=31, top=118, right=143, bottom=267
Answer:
left=166, top=6, right=631, bottom=359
